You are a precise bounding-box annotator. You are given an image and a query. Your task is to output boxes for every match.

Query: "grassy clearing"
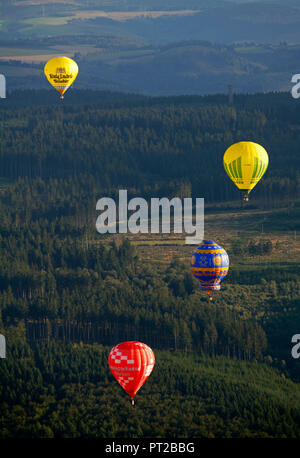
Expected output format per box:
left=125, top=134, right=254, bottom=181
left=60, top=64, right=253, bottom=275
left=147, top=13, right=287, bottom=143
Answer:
left=16, top=8, right=199, bottom=35
left=0, top=177, right=13, bottom=192
left=0, top=64, right=41, bottom=76
left=0, top=43, right=97, bottom=63
left=14, top=0, right=77, bottom=4
left=23, top=16, right=71, bottom=27
left=22, top=9, right=199, bottom=25
left=109, top=204, right=300, bottom=266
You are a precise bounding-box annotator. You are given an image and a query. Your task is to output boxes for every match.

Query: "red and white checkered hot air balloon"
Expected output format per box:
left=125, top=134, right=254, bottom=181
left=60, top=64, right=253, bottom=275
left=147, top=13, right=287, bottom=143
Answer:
left=108, top=341, right=155, bottom=405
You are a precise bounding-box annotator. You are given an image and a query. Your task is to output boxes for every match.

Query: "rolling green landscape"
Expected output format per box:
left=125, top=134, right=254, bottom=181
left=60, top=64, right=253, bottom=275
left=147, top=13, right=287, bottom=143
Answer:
left=0, top=89, right=299, bottom=437
left=1, top=1, right=300, bottom=94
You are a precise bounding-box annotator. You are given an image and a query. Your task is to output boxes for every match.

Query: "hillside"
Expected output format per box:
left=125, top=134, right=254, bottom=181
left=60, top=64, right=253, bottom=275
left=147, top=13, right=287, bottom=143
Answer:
left=0, top=40, right=299, bottom=95
left=1, top=0, right=300, bottom=95
left=1, top=1, right=300, bottom=44
left=1, top=337, right=300, bottom=438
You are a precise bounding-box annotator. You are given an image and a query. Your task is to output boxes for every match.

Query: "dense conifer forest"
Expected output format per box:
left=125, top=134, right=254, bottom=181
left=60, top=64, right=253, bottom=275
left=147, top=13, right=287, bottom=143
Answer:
left=0, top=90, right=299, bottom=437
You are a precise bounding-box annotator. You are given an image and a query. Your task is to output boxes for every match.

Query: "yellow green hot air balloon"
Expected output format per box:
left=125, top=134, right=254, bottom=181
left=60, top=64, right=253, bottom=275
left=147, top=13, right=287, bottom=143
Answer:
left=223, top=141, right=269, bottom=201
left=44, top=56, right=78, bottom=99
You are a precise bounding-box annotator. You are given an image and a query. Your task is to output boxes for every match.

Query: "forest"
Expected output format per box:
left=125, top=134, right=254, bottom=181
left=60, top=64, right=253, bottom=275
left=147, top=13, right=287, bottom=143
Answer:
left=0, top=89, right=299, bottom=438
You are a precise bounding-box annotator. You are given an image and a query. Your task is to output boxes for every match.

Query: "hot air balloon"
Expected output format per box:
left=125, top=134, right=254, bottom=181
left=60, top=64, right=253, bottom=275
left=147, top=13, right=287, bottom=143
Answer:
left=190, top=240, right=229, bottom=300
left=223, top=141, right=269, bottom=201
left=44, top=56, right=78, bottom=99
left=108, top=341, right=155, bottom=405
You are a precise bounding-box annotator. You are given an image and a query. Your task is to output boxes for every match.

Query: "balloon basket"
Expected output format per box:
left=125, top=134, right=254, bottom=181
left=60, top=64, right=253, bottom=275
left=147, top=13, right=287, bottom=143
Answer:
left=207, top=291, right=213, bottom=301
left=242, top=191, right=250, bottom=202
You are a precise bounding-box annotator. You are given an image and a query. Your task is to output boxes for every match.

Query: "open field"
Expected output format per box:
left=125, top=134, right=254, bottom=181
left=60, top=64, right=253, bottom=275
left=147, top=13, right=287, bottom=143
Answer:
left=0, top=43, right=99, bottom=62
left=0, top=64, right=42, bottom=77
left=20, top=9, right=199, bottom=26
left=71, top=10, right=199, bottom=21
left=0, top=47, right=53, bottom=58
left=0, top=44, right=152, bottom=63
left=0, top=88, right=299, bottom=438
left=13, top=0, right=77, bottom=4
left=14, top=9, right=199, bottom=35
left=0, top=54, right=71, bottom=63
left=95, top=204, right=300, bottom=268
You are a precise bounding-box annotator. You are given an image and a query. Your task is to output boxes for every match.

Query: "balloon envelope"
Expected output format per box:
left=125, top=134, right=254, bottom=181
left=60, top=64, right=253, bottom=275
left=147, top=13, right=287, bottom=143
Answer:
left=44, top=56, right=78, bottom=98
left=108, top=341, right=155, bottom=402
left=191, top=240, right=229, bottom=293
left=223, top=141, right=269, bottom=200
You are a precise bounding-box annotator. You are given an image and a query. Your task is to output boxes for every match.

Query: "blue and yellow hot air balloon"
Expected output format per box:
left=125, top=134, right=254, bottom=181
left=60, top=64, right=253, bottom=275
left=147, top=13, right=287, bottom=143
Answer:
left=223, top=141, right=269, bottom=201
left=191, top=240, right=229, bottom=299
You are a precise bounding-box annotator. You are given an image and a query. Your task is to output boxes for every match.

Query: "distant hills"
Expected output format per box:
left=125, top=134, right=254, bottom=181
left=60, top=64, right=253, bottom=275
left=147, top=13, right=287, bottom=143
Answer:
left=0, top=40, right=298, bottom=95
left=74, top=41, right=293, bottom=95
left=100, top=3, right=300, bottom=46
left=1, top=1, right=300, bottom=44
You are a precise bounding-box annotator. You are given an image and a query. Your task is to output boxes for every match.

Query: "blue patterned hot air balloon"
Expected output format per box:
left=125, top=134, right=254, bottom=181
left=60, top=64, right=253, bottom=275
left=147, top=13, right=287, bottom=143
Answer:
left=190, top=240, right=229, bottom=299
